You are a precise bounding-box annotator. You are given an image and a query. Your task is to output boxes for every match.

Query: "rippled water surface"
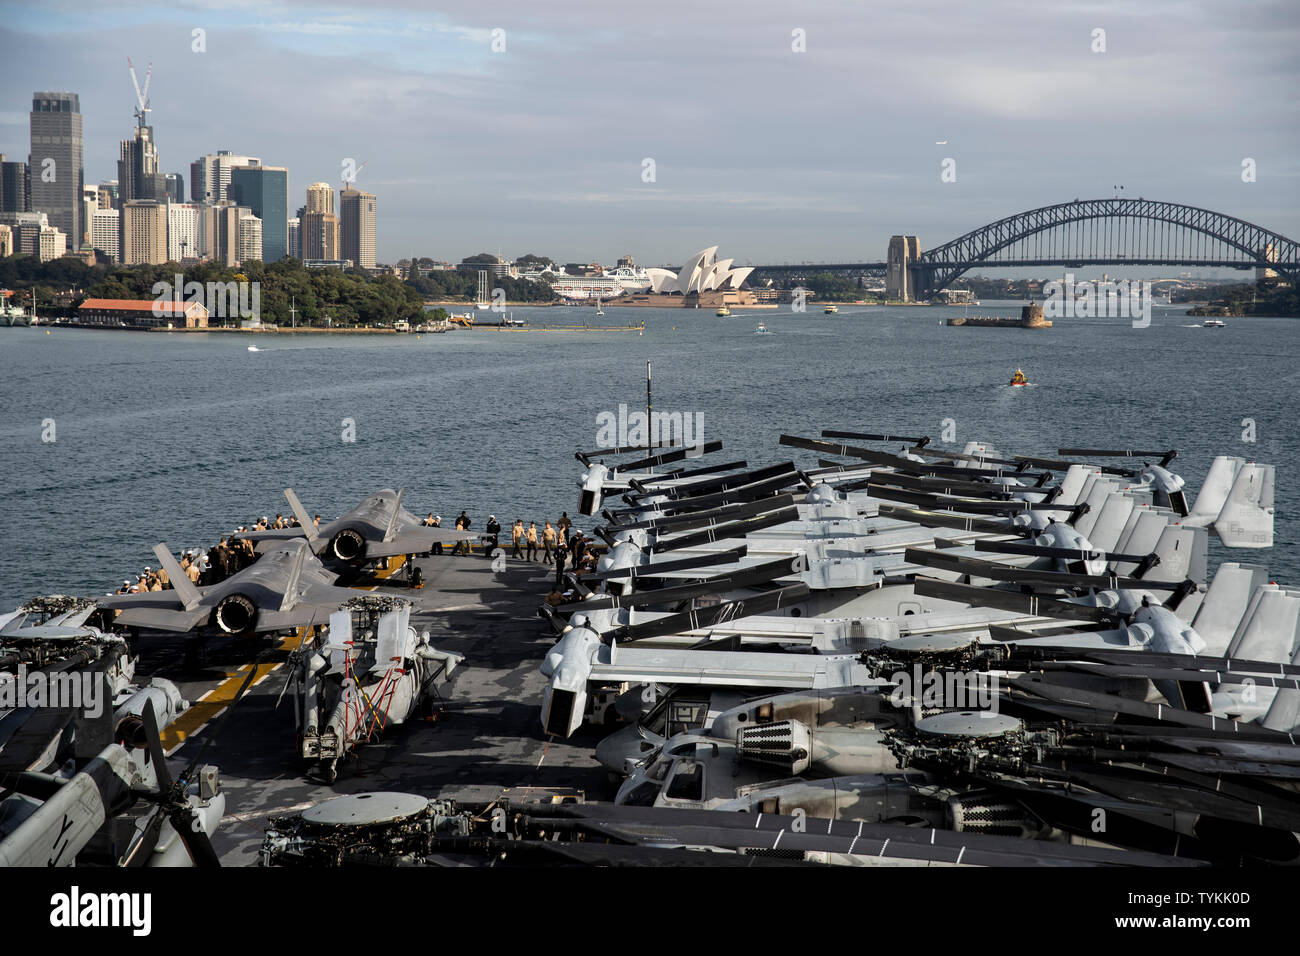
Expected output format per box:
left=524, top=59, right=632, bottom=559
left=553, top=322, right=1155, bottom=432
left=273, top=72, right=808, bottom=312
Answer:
left=0, top=302, right=1295, bottom=604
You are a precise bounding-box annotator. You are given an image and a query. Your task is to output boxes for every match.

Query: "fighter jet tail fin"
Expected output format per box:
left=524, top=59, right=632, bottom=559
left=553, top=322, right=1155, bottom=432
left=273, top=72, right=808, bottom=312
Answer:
left=153, top=543, right=201, bottom=611
left=284, top=489, right=319, bottom=544
left=383, top=488, right=405, bottom=543
left=278, top=540, right=311, bottom=612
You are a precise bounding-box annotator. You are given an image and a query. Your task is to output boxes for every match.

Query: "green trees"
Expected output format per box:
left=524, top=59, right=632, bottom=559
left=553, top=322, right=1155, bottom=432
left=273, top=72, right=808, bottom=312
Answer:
left=0, top=255, right=434, bottom=326
left=3, top=250, right=568, bottom=319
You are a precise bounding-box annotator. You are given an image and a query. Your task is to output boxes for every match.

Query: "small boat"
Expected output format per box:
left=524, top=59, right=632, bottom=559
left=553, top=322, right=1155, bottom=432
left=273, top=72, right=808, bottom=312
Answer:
left=716, top=306, right=731, bottom=317
left=1202, top=318, right=1226, bottom=328
left=1009, top=368, right=1029, bottom=387
left=755, top=322, right=770, bottom=334
left=503, top=314, right=527, bottom=327
left=824, top=305, right=838, bottom=314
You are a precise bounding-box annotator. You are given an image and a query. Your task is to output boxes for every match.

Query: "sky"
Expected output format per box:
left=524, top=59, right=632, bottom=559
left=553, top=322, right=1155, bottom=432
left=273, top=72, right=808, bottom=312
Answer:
left=2, top=0, right=1298, bottom=268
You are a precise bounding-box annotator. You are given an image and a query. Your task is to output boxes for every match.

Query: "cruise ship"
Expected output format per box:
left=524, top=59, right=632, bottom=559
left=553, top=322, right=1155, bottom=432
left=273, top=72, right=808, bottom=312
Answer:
left=548, top=266, right=653, bottom=302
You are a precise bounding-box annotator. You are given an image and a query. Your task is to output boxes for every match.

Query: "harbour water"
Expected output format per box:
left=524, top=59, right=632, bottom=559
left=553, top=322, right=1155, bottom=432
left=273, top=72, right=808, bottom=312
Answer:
left=1, top=302, right=1294, bottom=605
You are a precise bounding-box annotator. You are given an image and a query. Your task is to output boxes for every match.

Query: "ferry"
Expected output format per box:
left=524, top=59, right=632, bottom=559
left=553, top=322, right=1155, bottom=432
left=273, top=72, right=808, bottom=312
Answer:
left=1203, top=318, right=1226, bottom=328
left=716, top=306, right=731, bottom=317
left=824, top=305, right=838, bottom=314
left=1009, top=368, right=1029, bottom=387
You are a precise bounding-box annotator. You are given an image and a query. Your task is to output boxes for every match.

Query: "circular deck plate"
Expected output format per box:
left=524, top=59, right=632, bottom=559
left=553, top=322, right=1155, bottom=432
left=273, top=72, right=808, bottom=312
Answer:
left=302, top=792, right=430, bottom=826
left=915, top=711, right=1022, bottom=739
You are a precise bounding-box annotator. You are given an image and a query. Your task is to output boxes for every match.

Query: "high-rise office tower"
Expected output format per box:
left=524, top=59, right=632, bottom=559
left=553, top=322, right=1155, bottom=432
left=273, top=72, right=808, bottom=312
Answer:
left=191, top=151, right=261, bottom=203
left=167, top=203, right=202, bottom=262
left=339, top=187, right=376, bottom=270
left=230, top=165, right=288, bottom=261
left=118, top=124, right=162, bottom=202
left=301, top=182, right=338, bottom=260
left=91, top=207, right=120, bottom=261
left=29, top=92, right=84, bottom=246
left=305, top=181, right=334, bottom=215
left=1, top=155, right=31, bottom=213
left=120, top=200, right=167, bottom=265
left=209, top=202, right=243, bottom=266
left=38, top=225, right=67, bottom=262
left=238, top=213, right=263, bottom=263
left=81, top=184, right=100, bottom=247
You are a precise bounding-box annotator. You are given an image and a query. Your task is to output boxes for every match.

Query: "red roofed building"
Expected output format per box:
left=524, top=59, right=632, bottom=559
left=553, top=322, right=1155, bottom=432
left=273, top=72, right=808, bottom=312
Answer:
left=76, top=297, right=209, bottom=329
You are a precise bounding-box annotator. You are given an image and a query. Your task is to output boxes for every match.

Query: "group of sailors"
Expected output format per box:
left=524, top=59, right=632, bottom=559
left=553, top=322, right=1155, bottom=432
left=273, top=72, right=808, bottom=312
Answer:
left=115, top=547, right=206, bottom=594
left=421, top=510, right=589, bottom=567
left=112, top=512, right=327, bottom=594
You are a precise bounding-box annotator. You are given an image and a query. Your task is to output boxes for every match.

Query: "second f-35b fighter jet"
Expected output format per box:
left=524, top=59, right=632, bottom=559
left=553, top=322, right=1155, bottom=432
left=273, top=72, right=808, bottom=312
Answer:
left=245, top=488, right=473, bottom=566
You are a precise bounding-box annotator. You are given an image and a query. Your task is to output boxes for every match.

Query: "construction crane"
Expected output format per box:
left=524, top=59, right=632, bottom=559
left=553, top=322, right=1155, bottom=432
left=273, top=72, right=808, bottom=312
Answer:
left=127, top=57, right=152, bottom=128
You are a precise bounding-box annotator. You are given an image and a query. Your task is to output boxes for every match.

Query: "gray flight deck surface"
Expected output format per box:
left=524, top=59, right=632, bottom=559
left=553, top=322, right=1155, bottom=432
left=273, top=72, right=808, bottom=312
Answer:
left=135, top=555, right=613, bottom=866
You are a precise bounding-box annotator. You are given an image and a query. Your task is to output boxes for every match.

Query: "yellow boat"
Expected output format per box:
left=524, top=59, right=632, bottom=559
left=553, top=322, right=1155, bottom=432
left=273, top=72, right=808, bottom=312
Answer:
left=716, top=306, right=731, bottom=316
left=824, top=305, right=838, bottom=314
left=1009, top=368, right=1029, bottom=386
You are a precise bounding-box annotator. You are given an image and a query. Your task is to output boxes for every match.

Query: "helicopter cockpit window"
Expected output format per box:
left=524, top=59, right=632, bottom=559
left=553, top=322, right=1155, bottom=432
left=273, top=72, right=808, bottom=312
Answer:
left=622, top=781, right=660, bottom=807
left=664, top=760, right=704, bottom=801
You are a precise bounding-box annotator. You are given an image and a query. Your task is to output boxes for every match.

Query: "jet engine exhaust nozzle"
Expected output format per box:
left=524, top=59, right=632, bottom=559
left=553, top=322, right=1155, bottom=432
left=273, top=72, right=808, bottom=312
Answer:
left=330, top=528, right=366, bottom=562
left=214, top=593, right=258, bottom=634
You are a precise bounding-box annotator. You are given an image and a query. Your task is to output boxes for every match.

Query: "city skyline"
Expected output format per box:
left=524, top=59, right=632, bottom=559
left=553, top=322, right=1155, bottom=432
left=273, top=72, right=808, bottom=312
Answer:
left=1, top=0, right=1298, bottom=267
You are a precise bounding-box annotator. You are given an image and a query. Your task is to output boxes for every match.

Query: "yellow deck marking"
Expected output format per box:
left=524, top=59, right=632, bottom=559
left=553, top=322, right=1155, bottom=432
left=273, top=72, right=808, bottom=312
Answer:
left=160, top=553, right=411, bottom=754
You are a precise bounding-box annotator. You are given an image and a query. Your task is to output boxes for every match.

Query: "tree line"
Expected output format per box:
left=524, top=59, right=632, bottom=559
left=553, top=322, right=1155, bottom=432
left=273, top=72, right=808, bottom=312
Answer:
left=0, top=255, right=536, bottom=325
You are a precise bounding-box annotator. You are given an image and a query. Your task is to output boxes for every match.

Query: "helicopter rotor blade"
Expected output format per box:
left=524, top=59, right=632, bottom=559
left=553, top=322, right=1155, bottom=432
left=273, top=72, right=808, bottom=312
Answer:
left=607, top=583, right=811, bottom=643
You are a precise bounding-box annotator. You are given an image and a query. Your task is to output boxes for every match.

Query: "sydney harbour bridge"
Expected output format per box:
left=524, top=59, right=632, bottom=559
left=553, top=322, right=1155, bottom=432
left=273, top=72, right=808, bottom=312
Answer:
left=751, top=198, right=1300, bottom=301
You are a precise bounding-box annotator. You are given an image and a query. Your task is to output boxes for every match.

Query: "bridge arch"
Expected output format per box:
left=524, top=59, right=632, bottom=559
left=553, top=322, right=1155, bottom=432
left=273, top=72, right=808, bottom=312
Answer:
left=915, top=198, right=1299, bottom=294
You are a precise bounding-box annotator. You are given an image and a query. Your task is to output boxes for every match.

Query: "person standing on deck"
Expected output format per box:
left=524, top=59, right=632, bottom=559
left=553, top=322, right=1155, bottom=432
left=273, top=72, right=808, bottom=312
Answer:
left=511, top=519, right=525, bottom=559
left=542, top=521, right=557, bottom=564
left=451, top=511, right=471, bottom=555
left=554, top=538, right=568, bottom=588
left=525, top=522, right=539, bottom=561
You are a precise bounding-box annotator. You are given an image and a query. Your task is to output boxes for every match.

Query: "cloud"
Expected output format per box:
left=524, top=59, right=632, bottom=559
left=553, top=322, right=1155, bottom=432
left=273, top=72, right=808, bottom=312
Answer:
left=1, top=0, right=1296, bottom=263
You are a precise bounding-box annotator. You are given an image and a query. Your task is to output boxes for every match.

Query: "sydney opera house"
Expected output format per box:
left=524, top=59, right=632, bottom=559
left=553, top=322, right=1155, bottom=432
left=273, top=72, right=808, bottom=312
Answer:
left=615, top=246, right=763, bottom=308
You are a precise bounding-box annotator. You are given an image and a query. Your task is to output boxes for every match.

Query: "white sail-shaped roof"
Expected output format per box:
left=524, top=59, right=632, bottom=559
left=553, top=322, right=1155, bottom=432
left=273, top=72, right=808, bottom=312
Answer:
left=646, top=246, right=750, bottom=295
